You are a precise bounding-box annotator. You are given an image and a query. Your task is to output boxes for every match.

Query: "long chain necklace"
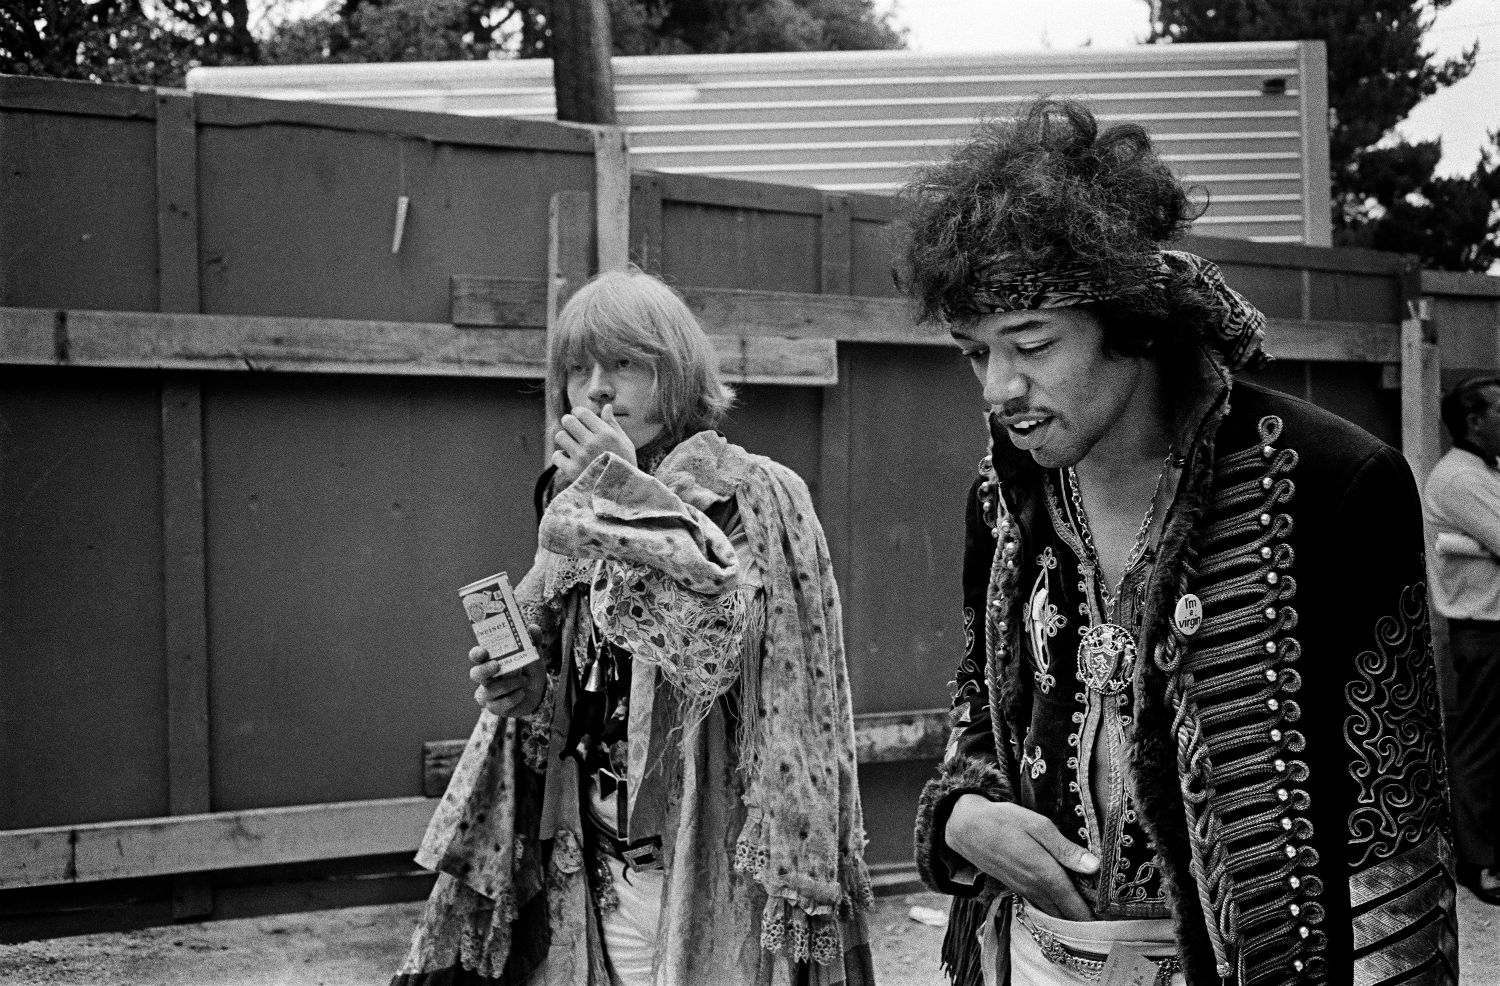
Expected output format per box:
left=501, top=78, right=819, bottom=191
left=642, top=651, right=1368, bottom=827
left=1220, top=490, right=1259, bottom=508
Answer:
left=1065, top=450, right=1174, bottom=617
left=1062, top=451, right=1173, bottom=697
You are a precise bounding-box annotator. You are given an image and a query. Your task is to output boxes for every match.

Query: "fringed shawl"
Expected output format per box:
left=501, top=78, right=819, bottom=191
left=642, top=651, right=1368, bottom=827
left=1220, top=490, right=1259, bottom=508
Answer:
left=394, top=431, right=872, bottom=986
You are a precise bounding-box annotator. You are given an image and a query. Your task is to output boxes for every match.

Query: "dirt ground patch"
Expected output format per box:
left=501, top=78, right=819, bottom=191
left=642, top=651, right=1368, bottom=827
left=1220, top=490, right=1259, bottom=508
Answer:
left=2, top=887, right=1496, bottom=985
left=0, top=892, right=949, bottom=986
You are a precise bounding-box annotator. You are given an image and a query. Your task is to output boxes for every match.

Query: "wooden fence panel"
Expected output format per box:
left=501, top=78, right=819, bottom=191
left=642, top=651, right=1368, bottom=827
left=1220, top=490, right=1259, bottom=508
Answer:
left=0, top=99, right=159, bottom=311
left=0, top=368, right=170, bottom=829
left=838, top=344, right=980, bottom=715
left=201, top=373, right=544, bottom=810
left=1309, top=268, right=1405, bottom=325
left=849, top=217, right=903, bottom=300
left=196, top=127, right=595, bottom=323
left=661, top=202, right=822, bottom=294
left=1425, top=274, right=1500, bottom=376
left=720, top=385, right=824, bottom=499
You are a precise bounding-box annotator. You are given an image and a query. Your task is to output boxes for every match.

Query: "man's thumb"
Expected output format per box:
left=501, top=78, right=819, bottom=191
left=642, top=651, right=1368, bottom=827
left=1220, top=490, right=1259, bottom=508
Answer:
left=1039, top=828, right=1100, bottom=874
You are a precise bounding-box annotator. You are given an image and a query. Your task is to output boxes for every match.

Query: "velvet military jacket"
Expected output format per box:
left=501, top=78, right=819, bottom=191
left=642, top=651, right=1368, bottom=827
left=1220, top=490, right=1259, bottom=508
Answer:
left=914, top=378, right=1457, bottom=986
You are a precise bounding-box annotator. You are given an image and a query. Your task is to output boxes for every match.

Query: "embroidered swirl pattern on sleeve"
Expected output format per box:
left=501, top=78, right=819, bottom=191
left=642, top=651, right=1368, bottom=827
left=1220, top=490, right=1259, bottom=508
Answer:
left=1344, top=581, right=1457, bottom=985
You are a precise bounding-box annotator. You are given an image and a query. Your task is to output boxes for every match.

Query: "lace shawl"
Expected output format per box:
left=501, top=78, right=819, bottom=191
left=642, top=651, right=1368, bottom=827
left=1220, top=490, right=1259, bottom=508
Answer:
left=402, top=431, right=872, bottom=984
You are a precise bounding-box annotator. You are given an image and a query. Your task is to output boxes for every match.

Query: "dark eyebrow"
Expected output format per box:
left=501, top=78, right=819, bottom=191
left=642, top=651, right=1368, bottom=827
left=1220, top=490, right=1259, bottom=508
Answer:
left=997, top=317, right=1048, bottom=335
left=950, top=317, right=1048, bottom=342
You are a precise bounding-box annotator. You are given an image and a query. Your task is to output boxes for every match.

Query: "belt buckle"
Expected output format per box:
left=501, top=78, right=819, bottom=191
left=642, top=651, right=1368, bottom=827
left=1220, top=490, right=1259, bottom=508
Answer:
left=621, top=836, right=663, bottom=873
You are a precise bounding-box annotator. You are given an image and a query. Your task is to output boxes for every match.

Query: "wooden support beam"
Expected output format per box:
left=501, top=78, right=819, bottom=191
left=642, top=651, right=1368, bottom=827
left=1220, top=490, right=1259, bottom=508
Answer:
left=1, top=307, right=549, bottom=377
left=0, top=74, right=158, bottom=120
left=820, top=194, right=852, bottom=296
left=819, top=348, right=853, bottom=583
left=547, top=191, right=595, bottom=327
left=423, top=707, right=949, bottom=796
left=0, top=704, right=948, bottom=890
left=451, top=278, right=1402, bottom=362
left=592, top=127, right=631, bottom=274
left=162, top=378, right=211, bottom=810
left=450, top=276, right=548, bottom=329
left=0, top=798, right=435, bottom=891
left=681, top=287, right=928, bottom=345
left=451, top=277, right=926, bottom=344
left=1261, top=317, right=1400, bottom=364
left=639, top=170, right=827, bottom=218
left=1401, top=314, right=1442, bottom=482
left=1422, top=269, right=1500, bottom=299
left=191, top=91, right=595, bottom=156
left=711, top=335, right=836, bottom=385
left=1398, top=258, right=1442, bottom=483
left=546, top=190, right=601, bottom=462
left=629, top=173, right=665, bottom=274
left=155, top=91, right=200, bottom=316
left=2, top=302, right=1402, bottom=384
left=818, top=192, right=854, bottom=589
left=156, top=87, right=213, bottom=921
left=0, top=307, right=835, bottom=386
left=160, top=381, right=214, bottom=920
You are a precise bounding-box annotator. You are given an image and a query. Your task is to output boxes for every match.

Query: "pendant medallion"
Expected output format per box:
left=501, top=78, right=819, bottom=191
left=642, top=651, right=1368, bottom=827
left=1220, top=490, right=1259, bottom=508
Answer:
left=1077, top=623, right=1136, bottom=694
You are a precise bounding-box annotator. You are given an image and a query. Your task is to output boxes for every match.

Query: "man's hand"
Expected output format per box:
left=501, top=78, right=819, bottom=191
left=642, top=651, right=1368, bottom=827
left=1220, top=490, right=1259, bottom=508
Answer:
left=469, top=629, right=547, bottom=718
left=946, top=794, right=1099, bottom=921
left=552, top=404, right=635, bottom=488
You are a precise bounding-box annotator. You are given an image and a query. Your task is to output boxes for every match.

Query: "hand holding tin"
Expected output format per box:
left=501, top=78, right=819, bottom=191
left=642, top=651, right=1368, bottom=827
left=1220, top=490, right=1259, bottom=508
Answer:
left=470, top=632, right=546, bottom=718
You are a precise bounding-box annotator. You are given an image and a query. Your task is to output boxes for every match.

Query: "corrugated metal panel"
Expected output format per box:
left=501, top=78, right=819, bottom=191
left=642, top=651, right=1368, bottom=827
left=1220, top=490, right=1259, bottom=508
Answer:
left=188, top=43, right=1332, bottom=244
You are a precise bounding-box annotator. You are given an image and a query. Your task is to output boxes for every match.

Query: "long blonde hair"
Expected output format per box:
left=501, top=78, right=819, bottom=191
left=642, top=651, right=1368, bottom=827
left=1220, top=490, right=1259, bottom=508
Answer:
left=547, top=269, right=736, bottom=438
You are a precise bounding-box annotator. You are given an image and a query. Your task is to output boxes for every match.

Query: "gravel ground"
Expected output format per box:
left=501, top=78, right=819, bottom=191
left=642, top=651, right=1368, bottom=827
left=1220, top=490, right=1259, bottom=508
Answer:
left=2, top=887, right=1496, bottom=986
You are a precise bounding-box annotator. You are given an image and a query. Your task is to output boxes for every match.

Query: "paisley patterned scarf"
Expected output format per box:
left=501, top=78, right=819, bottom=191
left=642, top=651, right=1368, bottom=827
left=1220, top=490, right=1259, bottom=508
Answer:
left=967, top=250, right=1268, bottom=373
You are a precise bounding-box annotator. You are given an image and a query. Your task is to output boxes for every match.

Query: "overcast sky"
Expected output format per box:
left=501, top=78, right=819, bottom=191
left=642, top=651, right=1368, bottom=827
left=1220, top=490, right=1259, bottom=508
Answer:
left=878, top=0, right=1500, bottom=176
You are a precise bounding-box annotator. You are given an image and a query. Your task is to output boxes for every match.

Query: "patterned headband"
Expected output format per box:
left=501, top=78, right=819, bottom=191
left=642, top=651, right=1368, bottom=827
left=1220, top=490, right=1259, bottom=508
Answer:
left=967, top=250, right=1268, bottom=372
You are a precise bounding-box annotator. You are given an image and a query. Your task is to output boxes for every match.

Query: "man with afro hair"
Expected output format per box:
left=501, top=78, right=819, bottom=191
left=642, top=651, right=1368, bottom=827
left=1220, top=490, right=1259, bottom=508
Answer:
left=905, top=99, right=1457, bottom=986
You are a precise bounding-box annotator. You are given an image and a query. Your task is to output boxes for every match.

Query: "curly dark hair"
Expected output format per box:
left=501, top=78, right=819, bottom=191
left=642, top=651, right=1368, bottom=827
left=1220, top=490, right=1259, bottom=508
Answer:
left=897, top=98, right=1209, bottom=350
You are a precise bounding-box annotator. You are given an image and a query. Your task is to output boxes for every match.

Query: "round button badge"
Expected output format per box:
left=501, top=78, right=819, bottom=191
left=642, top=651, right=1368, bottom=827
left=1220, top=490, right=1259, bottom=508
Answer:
left=1174, top=593, right=1203, bottom=636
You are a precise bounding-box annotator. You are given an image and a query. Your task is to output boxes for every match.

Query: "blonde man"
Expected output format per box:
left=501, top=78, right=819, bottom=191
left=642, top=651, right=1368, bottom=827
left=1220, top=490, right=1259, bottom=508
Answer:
left=395, top=270, right=874, bottom=986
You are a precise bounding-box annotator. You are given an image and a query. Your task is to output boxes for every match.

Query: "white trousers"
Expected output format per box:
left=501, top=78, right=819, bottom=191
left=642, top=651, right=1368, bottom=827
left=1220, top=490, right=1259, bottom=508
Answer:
left=601, top=855, right=665, bottom=986
left=981, top=895, right=1185, bottom=986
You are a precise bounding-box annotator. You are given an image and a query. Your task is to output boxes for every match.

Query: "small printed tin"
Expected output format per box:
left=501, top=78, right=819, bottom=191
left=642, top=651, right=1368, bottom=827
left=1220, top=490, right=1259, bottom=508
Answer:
left=459, top=571, right=540, bottom=674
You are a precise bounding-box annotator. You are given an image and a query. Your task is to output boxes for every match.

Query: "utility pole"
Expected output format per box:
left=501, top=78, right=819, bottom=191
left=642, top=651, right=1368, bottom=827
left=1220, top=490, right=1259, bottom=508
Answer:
left=550, top=0, right=617, bottom=125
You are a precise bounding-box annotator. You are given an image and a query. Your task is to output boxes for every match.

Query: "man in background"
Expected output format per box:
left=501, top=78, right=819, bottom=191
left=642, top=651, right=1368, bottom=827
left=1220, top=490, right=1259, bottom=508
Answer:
left=1426, top=375, right=1500, bottom=905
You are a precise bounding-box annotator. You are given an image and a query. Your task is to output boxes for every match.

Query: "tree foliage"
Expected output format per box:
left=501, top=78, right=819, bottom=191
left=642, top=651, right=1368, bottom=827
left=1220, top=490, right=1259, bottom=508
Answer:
left=262, top=0, right=901, bottom=65
left=1342, top=131, right=1500, bottom=270
left=1, top=1, right=257, bottom=84
left=4, top=0, right=899, bottom=84
left=1148, top=0, right=1499, bottom=271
